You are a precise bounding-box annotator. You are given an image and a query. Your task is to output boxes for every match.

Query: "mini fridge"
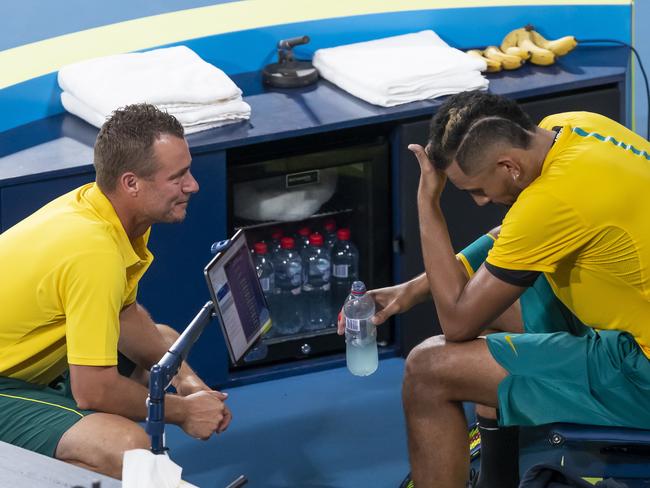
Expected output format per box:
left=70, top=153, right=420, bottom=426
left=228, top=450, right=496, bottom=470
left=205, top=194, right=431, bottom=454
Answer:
left=227, top=133, right=392, bottom=370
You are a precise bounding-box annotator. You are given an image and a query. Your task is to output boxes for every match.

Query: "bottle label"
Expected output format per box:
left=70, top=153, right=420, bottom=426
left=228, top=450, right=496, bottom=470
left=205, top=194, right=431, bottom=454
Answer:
left=260, top=277, right=271, bottom=292
left=345, top=317, right=361, bottom=332
left=333, top=264, right=349, bottom=278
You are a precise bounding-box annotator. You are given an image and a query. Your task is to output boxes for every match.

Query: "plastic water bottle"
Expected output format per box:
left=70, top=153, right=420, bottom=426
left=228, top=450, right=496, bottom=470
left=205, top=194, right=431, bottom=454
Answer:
left=268, top=228, right=284, bottom=258
left=301, top=232, right=332, bottom=331
left=295, top=226, right=311, bottom=253
left=271, top=237, right=303, bottom=335
left=253, top=242, right=277, bottom=338
left=344, top=281, right=378, bottom=376
left=323, top=219, right=338, bottom=253
left=253, top=242, right=275, bottom=296
left=331, top=228, right=359, bottom=315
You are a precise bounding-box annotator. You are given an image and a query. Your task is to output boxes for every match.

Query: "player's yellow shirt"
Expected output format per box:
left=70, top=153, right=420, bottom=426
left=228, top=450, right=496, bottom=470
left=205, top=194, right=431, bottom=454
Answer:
left=0, top=183, right=153, bottom=384
left=487, top=112, right=650, bottom=357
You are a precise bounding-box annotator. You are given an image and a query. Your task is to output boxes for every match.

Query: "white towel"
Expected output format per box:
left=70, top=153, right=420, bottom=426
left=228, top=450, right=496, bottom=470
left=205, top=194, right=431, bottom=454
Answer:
left=313, top=30, right=488, bottom=107
left=61, top=91, right=250, bottom=134
left=122, top=449, right=198, bottom=488
left=58, top=46, right=242, bottom=113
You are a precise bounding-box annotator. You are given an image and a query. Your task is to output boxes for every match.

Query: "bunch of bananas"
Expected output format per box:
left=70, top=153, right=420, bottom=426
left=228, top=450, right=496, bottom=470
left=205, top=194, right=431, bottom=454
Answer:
left=466, top=25, right=577, bottom=73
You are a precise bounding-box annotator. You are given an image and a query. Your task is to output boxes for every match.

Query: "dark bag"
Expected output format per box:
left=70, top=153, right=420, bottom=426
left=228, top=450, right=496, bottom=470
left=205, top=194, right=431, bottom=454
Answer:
left=519, top=463, right=628, bottom=488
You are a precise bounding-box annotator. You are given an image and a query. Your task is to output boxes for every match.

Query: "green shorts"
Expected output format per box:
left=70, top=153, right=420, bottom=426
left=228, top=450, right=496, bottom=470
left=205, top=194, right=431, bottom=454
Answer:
left=0, top=353, right=137, bottom=457
left=460, top=234, right=650, bottom=428
left=0, top=374, right=94, bottom=457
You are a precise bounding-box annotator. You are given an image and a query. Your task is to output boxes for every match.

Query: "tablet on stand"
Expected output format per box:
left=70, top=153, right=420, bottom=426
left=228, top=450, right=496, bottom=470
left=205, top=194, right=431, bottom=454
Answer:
left=146, top=229, right=271, bottom=487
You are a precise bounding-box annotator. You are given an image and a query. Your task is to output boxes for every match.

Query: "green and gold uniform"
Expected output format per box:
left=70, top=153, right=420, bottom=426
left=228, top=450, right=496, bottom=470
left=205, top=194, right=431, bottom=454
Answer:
left=0, top=183, right=152, bottom=455
left=462, top=112, right=650, bottom=428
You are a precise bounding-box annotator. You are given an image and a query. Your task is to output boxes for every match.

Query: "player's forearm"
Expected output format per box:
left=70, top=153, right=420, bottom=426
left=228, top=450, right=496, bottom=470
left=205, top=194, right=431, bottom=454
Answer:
left=417, top=197, right=477, bottom=340
left=73, top=371, right=185, bottom=423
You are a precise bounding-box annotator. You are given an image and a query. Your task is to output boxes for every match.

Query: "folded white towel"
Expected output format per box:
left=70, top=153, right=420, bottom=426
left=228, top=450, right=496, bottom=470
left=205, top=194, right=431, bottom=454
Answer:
left=122, top=449, right=197, bottom=488
left=61, top=91, right=250, bottom=134
left=313, top=30, right=488, bottom=107
left=58, top=46, right=242, bottom=114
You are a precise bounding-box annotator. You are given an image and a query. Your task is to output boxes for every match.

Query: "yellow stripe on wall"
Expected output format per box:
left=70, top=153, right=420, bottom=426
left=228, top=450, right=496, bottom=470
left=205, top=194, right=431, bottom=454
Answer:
left=0, top=0, right=631, bottom=90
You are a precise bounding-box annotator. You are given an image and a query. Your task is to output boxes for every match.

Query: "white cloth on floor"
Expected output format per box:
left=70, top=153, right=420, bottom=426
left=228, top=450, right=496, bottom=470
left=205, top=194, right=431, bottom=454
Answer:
left=312, top=30, right=488, bottom=107
left=61, top=91, right=250, bottom=135
left=57, top=46, right=250, bottom=133
left=122, top=449, right=198, bottom=488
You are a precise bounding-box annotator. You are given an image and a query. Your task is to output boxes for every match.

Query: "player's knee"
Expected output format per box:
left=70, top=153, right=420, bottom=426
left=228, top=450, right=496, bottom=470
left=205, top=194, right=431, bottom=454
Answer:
left=105, top=424, right=150, bottom=478
left=404, top=335, right=448, bottom=386
left=117, top=424, right=150, bottom=452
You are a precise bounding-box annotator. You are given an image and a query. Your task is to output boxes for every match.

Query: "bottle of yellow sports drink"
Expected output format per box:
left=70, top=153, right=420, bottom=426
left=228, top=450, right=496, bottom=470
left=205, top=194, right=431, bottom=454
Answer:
left=344, top=281, right=378, bottom=376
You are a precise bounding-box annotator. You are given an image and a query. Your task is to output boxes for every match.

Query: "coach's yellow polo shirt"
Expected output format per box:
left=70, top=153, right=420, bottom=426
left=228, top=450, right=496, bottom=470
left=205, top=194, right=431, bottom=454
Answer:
left=0, top=183, right=153, bottom=384
left=487, top=112, right=650, bottom=357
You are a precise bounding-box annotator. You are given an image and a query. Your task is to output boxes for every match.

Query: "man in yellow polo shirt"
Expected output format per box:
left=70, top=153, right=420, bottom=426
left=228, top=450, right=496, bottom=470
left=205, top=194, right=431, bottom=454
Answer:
left=361, top=91, right=650, bottom=488
left=0, top=104, right=231, bottom=479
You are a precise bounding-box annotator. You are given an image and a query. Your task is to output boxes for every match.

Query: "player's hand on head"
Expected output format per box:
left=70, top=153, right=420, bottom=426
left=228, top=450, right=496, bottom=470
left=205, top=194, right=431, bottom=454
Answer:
left=408, top=143, right=447, bottom=202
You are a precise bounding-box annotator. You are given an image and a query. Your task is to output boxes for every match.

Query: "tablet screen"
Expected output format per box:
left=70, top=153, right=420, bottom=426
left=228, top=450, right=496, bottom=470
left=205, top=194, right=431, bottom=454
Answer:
left=204, top=230, right=271, bottom=363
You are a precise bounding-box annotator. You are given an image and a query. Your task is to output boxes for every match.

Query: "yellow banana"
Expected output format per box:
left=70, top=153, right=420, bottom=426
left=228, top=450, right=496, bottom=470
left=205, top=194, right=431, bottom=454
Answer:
left=518, top=38, right=555, bottom=65
left=514, top=30, right=556, bottom=66
left=504, top=46, right=531, bottom=61
left=500, top=27, right=529, bottom=52
left=466, top=49, right=502, bottom=72
left=483, top=46, right=523, bottom=70
left=529, top=30, right=577, bottom=56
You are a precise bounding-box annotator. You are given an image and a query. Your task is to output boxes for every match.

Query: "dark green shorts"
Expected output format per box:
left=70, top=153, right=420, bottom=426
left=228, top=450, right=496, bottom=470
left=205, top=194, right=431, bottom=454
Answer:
left=459, top=234, right=650, bottom=428
left=0, top=353, right=136, bottom=457
left=0, top=374, right=94, bottom=457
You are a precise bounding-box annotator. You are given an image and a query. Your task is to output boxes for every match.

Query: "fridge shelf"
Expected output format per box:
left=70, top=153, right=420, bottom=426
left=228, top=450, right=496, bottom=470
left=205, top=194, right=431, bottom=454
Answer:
left=233, top=205, right=354, bottom=231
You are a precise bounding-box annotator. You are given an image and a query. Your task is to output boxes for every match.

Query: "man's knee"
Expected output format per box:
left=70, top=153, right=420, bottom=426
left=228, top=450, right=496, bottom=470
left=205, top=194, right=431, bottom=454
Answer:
left=56, top=414, right=150, bottom=479
left=99, top=421, right=150, bottom=479
left=117, top=422, right=150, bottom=452
left=404, top=334, right=449, bottom=389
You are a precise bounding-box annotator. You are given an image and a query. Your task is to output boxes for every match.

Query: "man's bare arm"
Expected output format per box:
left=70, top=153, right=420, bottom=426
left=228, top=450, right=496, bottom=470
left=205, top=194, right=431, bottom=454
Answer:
left=410, top=144, right=525, bottom=341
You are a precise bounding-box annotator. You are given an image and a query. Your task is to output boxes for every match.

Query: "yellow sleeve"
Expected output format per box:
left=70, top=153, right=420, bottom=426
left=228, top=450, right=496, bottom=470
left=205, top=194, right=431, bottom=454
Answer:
left=487, top=190, right=589, bottom=273
left=61, top=251, right=124, bottom=366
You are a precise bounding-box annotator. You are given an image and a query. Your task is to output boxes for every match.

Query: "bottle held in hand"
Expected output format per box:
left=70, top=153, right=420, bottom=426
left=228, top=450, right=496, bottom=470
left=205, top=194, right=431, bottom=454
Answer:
left=344, top=281, right=378, bottom=376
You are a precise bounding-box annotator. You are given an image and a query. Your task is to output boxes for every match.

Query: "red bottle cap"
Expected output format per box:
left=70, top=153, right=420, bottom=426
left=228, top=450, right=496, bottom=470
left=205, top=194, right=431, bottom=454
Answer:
left=337, top=228, right=351, bottom=241
left=254, top=242, right=268, bottom=254
left=271, top=229, right=283, bottom=240
left=298, top=226, right=311, bottom=237
left=324, top=219, right=337, bottom=232
left=309, top=232, right=324, bottom=246
left=280, top=237, right=295, bottom=249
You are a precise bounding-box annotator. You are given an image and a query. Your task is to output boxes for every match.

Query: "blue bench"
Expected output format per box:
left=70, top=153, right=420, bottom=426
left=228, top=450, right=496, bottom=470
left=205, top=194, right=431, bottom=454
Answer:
left=527, top=423, right=650, bottom=481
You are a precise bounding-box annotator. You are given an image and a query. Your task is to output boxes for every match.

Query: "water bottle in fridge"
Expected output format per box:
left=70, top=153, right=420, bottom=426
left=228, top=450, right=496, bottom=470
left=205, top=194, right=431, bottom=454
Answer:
left=253, top=242, right=276, bottom=337
left=301, top=232, right=331, bottom=331
left=268, top=228, right=284, bottom=258
left=330, top=228, right=359, bottom=316
left=295, top=226, right=311, bottom=253
left=271, top=237, right=303, bottom=335
left=343, top=281, right=378, bottom=376
left=323, top=218, right=338, bottom=254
